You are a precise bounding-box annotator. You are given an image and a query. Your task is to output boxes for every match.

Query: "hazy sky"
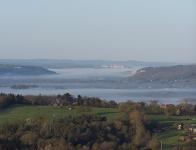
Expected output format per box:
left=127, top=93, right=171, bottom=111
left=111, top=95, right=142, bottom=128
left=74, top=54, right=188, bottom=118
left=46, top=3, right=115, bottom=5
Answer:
left=0, top=0, right=195, bottom=63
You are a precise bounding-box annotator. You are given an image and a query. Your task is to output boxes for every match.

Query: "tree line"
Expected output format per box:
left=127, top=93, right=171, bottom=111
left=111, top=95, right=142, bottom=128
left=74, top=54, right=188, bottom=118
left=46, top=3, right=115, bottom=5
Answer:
left=119, top=100, right=196, bottom=116
left=0, top=93, right=117, bottom=109
left=0, top=93, right=195, bottom=116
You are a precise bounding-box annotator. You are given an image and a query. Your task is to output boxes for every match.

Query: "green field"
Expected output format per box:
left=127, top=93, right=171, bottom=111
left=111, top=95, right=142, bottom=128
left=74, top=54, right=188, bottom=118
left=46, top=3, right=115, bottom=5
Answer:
left=0, top=105, right=195, bottom=149
left=148, top=114, right=196, bottom=149
left=0, top=105, right=120, bottom=124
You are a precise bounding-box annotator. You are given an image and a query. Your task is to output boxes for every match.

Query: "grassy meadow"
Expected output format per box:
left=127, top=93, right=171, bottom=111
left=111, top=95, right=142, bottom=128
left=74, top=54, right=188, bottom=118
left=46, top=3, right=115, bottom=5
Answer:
left=0, top=105, right=120, bottom=124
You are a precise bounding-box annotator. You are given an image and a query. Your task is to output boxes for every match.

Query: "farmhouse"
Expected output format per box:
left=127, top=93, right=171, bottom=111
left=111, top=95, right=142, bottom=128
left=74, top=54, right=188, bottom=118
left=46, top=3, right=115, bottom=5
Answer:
left=177, top=123, right=184, bottom=130
left=188, top=124, right=196, bottom=134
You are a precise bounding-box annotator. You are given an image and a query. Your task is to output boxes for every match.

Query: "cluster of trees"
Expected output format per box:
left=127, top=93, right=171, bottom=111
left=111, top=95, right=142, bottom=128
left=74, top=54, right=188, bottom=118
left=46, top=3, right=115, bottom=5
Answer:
left=0, top=111, right=159, bottom=150
left=24, top=93, right=118, bottom=108
left=119, top=100, right=196, bottom=116
left=0, top=93, right=24, bottom=109
left=0, top=93, right=117, bottom=110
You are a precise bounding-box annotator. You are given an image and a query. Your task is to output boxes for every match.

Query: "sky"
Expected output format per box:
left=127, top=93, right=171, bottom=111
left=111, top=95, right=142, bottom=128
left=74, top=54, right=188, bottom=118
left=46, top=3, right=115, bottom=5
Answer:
left=0, top=0, right=195, bottom=63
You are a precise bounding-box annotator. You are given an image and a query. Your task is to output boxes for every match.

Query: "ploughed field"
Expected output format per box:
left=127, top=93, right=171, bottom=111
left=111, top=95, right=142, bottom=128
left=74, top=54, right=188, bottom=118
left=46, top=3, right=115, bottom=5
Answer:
left=0, top=105, right=195, bottom=149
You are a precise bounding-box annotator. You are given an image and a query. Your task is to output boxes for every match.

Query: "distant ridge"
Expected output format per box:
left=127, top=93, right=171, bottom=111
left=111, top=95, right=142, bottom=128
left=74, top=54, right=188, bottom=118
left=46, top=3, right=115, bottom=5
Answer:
left=0, top=64, right=56, bottom=76
left=127, top=65, right=196, bottom=88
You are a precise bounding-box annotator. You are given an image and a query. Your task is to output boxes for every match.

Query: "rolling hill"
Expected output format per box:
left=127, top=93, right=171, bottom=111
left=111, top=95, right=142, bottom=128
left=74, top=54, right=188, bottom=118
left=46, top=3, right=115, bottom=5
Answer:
left=0, top=64, right=56, bottom=76
left=127, top=65, right=196, bottom=88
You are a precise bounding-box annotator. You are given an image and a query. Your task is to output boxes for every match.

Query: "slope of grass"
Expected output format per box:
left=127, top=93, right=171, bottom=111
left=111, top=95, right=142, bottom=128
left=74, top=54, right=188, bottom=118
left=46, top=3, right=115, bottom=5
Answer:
left=0, top=105, right=120, bottom=124
left=148, top=114, right=196, bottom=124
left=149, top=114, right=196, bottom=149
